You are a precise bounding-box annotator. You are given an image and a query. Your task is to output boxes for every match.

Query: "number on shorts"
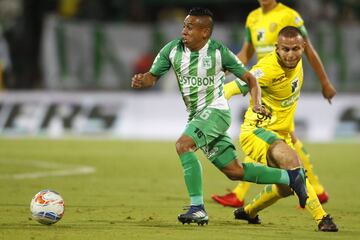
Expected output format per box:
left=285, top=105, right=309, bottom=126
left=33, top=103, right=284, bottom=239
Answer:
left=200, top=109, right=212, bottom=120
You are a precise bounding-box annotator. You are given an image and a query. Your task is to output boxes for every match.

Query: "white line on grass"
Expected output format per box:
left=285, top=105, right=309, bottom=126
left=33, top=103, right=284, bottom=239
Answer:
left=0, top=160, right=96, bottom=179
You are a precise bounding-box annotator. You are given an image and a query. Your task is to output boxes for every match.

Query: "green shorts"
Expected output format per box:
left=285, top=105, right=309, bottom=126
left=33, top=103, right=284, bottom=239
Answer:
left=183, top=107, right=237, bottom=169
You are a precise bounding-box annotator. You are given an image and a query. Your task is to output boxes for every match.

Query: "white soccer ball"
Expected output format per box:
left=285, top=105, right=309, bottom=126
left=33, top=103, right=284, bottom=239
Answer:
left=30, top=189, right=65, bottom=225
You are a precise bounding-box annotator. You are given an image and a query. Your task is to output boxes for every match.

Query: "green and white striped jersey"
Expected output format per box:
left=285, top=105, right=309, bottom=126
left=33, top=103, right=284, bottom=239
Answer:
left=150, top=38, right=248, bottom=120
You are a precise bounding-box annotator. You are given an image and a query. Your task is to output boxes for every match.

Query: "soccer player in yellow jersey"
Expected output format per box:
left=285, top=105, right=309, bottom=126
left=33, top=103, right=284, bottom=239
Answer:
left=231, top=26, right=337, bottom=231
left=212, top=0, right=335, bottom=207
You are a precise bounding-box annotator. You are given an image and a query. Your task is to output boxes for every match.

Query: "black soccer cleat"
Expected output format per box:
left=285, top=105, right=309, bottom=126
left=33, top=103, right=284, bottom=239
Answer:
left=287, top=168, right=308, bottom=208
left=318, top=214, right=338, bottom=232
left=178, top=204, right=209, bottom=226
left=234, top=207, right=261, bottom=224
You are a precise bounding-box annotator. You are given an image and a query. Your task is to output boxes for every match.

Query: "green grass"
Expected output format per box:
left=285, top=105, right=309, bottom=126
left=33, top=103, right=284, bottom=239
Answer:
left=0, top=139, right=359, bottom=240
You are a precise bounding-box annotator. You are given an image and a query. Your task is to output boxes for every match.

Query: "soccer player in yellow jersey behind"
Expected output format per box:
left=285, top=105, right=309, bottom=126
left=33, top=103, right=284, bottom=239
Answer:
left=212, top=0, right=335, bottom=208
left=229, top=26, right=338, bottom=231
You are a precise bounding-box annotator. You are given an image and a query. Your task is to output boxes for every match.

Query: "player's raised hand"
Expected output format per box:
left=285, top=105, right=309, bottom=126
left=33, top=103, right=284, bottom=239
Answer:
left=131, top=73, right=145, bottom=88
left=253, top=104, right=272, bottom=118
left=132, top=72, right=158, bottom=88
left=322, top=83, right=336, bottom=104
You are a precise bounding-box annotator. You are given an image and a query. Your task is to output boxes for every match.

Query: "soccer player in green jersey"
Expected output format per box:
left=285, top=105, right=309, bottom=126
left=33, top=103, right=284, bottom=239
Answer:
left=212, top=0, right=335, bottom=208
left=131, top=7, right=308, bottom=226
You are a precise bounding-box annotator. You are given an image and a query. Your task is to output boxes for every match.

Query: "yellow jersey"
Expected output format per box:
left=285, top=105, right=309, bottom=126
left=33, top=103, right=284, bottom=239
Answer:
left=245, top=3, right=307, bottom=60
left=238, top=51, right=303, bottom=133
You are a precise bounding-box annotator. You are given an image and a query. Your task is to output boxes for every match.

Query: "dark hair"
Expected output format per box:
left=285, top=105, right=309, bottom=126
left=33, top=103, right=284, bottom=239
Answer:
left=189, top=7, right=214, bottom=18
left=188, top=7, right=214, bottom=35
left=278, top=26, right=303, bottom=38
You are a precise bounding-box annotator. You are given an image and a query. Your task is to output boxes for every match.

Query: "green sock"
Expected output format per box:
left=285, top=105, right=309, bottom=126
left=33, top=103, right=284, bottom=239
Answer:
left=179, top=152, right=203, bottom=205
left=242, top=162, right=289, bottom=185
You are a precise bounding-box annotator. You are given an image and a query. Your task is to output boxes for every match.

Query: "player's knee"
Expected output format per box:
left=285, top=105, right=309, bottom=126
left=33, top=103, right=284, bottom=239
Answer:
left=268, top=140, right=284, bottom=158
left=267, top=140, right=299, bottom=168
left=175, top=136, right=195, bottom=155
left=175, top=140, right=185, bottom=155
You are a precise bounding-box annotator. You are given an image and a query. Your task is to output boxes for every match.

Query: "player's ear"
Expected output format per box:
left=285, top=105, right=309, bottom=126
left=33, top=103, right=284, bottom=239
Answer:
left=301, top=36, right=308, bottom=50
left=203, top=27, right=211, bottom=39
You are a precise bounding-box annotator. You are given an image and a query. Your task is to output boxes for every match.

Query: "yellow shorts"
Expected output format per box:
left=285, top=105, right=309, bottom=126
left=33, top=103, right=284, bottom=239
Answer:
left=240, top=126, right=293, bottom=165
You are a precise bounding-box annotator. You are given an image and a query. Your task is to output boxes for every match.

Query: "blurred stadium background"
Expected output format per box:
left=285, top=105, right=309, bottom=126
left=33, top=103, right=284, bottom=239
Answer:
left=0, top=1, right=360, bottom=239
left=0, top=0, right=359, bottom=141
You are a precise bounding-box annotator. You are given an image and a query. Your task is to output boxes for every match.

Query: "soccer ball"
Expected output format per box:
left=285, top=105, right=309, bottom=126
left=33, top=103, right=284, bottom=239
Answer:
left=30, top=189, right=65, bottom=225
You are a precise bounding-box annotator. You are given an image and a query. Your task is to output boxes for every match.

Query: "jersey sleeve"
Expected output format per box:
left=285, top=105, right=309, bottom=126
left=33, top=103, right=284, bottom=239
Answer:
left=290, top=9, right=308, bottom=38
left=244, top=15, right=252, bottom=43
left=220, top=45, right=248, bottom=78
left=149, top=41, right=174, bottom=77
left=224, top=79, right=249, bottom=100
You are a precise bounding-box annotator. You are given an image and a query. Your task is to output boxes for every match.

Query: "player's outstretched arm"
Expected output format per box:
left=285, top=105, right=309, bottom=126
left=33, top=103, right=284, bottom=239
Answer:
left=241, top=71, right=271, bottom=117
left=131, top=72, right=158, bottom=89
left=304, top=38, right=336, bottom=104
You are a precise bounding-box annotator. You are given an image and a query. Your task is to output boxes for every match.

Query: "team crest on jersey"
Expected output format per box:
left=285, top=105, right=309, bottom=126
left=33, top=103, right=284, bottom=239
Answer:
left=256, top=29, right=265, bottom=42
left=269, top=23, right=278, bottom=32
left=251, top=69, right=264, bottom=79
left=291, top=77, right=299, bottom=92
left=202, top=56, right=212, bottom=69
left=295, top=16, right=303, bottom=25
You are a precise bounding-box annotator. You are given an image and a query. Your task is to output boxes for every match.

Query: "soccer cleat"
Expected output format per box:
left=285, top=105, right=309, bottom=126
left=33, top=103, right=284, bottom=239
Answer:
left=234, top=207, right=261, bottom=224
left=211, top=192, right=245, bottom=208
left=318, top=214, right=338, bottom=232
left=178, top=205, right=209, bottom=225
left=287, top=168, right=308, bottom=208
left=317, top=191, right=329, bottom=204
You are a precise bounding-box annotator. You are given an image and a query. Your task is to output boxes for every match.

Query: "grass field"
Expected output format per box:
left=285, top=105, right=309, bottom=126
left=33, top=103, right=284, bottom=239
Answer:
left=0, top=139, right=359, bottom=240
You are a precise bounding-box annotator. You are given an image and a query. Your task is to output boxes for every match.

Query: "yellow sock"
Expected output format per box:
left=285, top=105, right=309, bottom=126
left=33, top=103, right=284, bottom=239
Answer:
left=233, top=156, right=254, bottom=201
left=233, top=182, right=251, bottom=201
left=305, top=179, right=327, bottom=224
left=294, top=139, right=325, bottom=194
left=244, top=184, right=282, bottom=218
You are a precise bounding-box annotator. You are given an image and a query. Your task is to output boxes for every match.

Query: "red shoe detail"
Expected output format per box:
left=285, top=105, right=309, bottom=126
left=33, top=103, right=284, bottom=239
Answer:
left=211, top=192, right=244, bottom=208
left=317, top=191, right=329, bottom=204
